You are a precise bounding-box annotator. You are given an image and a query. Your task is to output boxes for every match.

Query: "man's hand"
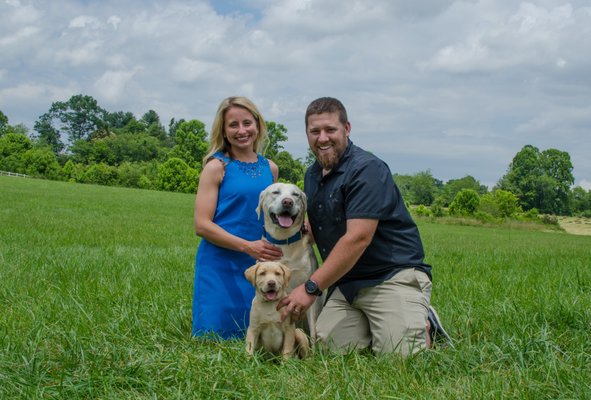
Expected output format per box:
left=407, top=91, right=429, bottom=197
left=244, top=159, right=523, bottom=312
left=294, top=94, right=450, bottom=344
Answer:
left=277, top=284, right=315, bottom=321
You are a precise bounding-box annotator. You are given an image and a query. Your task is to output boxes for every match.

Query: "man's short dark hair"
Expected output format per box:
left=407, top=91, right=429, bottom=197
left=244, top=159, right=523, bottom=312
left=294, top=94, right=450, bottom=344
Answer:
left=305, top=97, right=348, bottom=129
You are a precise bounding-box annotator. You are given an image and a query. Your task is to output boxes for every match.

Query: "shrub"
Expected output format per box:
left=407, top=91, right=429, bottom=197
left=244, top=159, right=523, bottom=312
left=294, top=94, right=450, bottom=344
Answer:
left=518, top=208, right=540, bottom=221
left=479, top=189, right=521, bottom=218
left=430, top=197, right=447, bottom=217
left=415, top=204, right=431, bottom=217
left=116, top=162, right=144, bottom=188
left=449, top=189, right=480, bottom=216
left=157, top=157, right=199, bottom=193
left=540, top=214, right=559, bottom=226
left=22, top=147, right=61, bottom=179
left=81, top=163, right=117, bottom=186
left=139, top=175, right=154, bottom=190
left=474, top=211, right=496, bottom=223
left=61, top=160, right=87, bottom=182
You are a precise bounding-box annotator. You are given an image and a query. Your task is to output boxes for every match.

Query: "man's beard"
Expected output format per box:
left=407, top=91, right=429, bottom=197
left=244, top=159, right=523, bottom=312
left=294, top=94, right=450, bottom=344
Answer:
left=315, top=149, right=341, bottom=172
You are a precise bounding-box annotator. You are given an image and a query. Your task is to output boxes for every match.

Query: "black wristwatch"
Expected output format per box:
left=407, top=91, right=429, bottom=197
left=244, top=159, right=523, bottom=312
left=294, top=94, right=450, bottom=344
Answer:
left=304, top=279, right=322, bottom=296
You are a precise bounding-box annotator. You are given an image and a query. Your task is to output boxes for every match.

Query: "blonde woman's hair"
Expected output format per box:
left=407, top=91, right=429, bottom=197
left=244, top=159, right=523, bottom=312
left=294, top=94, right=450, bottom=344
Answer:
left=202, top=96, right=268, bottom=165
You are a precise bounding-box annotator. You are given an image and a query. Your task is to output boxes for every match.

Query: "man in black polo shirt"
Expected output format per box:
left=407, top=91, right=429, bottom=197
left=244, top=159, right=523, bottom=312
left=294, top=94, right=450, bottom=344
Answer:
left=278, top=97, right=450, bottom=355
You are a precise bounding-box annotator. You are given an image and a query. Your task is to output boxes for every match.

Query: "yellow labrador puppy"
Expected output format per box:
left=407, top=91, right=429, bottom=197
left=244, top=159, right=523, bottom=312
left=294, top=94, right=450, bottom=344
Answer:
left=244, top=261, right=309, bottom=359
left=256, top=183, right=322, bottom=340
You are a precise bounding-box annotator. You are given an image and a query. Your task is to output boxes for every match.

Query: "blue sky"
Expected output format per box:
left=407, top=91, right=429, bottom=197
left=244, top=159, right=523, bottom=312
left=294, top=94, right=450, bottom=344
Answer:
left=1, top=0, right=590, bottom=189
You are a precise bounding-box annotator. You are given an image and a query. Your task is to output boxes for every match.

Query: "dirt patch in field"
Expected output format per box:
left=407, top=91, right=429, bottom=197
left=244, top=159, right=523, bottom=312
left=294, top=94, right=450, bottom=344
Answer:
left=557, top=216, right=591, bottom=236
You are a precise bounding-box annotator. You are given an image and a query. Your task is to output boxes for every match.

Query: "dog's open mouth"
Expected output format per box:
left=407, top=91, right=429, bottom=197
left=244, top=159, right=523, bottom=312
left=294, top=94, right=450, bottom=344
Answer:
left=262, top=289, right=278, bottom=301
left=271, top=212, right=296, bottom=228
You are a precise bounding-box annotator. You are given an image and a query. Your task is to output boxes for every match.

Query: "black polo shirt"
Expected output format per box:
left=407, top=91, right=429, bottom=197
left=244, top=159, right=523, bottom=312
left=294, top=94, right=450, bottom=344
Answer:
left=304, top=140, right=432, bottom=303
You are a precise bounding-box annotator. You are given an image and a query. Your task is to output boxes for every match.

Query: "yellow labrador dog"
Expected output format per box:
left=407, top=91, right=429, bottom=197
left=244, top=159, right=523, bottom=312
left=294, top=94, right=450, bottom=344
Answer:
left=256, top=182, right=321, bottom=340
left=244, top=261, right=309, bottom=359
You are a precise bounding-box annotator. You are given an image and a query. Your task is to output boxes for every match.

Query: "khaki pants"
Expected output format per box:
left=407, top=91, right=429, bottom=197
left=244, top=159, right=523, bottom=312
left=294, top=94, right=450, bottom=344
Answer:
left=316, top=268, right=432, bottom=356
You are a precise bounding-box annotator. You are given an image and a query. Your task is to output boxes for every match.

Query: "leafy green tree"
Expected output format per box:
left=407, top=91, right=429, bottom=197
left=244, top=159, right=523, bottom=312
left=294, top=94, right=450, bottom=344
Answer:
left=393, top=173, right=414, bottom=202
left=8, top=123, right=29, bottom=136
left=116, top=162, right=143, bottom=188
left=69, top=131, right=164, bottom=166
left=0, top=110, right=8, bottom=136
left=413, top=170, right=441, bottom=205
left=157, top=157, right=199, bottom=193
left=105, top=111, right=136, bottom=129
left=540, top=148, right=574, bottom=214
left=479, top=189, right=521, bottom=218
left=120, top=118, right=146, bottom=135
left=107, top=133, right=164, bottom=164
left=33, top=113, right=64, bottom=154
left=141, top=110, right=167, bottom=143
left=274, top=151, right=305, bottom=184
left=169, top=119, right=208, bottom=168
left=265, top=121, right=288, bottom=159
left=80, top=163, right=117, bottom=186
left=70, top=138, right=116, bottom=165
left=45, top=94, right=108, bottom=144
left=440, top=175, right=487, bottom=206
left=168, top=118, right=186, bottom=144
left=393, top=170, right=441, bottom=205
left=22, top=147, right=61, bottom=179
left=0, top=133, right=33, bottom=173
left=498, top=145, right=574, bottom=214
left=569, top=186, right=591, bottom=215
left=449, top=189, right=480, bottom=216
left=0, top=132, right=32, bottom=157
left=62, top=160, right=80, bottom=181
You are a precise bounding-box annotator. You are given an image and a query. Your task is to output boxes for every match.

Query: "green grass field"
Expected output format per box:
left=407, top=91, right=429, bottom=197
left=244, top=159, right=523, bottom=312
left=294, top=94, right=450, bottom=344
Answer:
left=1, top=176, right=590, bottom=399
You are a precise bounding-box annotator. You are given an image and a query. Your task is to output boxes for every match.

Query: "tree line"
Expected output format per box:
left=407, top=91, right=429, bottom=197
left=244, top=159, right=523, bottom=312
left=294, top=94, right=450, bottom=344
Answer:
left=1, top=94, right=590, bottom=218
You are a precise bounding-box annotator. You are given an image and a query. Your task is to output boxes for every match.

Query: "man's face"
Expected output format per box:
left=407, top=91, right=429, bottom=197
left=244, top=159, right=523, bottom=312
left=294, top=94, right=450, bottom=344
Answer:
left=306, top=112, right=350, bottom=173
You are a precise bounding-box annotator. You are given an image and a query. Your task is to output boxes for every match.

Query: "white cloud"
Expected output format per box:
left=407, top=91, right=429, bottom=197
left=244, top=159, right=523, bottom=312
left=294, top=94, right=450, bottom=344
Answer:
left=0, top=26, right=39, bottom=47
left=1, top=0, right=590, bottom=188
left=4, top=0, right=40, bottom=24
left=577, top=179, right=591, bottom=191
left=171, top=58, right=217, bottom=83
left=107, top=15, right=121, bottom=30
left=0, top=82, right=79, bottom=110
left=68, top=15, right=102, bottom=29
left=53, top=40, right=104, bottom=66
left=94, top=68, right=142, bottom=103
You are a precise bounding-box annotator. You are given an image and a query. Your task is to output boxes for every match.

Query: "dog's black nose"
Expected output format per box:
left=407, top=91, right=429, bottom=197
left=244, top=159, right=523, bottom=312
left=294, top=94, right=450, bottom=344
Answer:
left=267, top=280, right=276, bottom=288
left=282, top=198, right=293, bottom=208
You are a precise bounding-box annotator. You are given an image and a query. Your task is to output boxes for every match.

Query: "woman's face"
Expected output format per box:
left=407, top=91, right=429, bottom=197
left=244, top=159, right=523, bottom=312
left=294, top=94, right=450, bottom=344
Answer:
left=224, top=106, right=258, bottom=151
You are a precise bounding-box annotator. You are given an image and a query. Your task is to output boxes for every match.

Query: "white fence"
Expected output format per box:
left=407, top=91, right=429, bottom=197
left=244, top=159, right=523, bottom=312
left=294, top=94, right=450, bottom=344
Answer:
left=0, top=171, right=28, bottom=178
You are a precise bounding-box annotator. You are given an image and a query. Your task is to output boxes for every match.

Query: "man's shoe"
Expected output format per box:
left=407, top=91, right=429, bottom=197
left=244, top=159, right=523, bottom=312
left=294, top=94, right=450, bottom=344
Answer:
left=428, top=306, right=454, bottom=348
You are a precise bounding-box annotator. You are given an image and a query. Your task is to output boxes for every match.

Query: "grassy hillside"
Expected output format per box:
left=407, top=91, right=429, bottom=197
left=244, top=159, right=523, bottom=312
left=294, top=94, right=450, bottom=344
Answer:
left=1, top=176, right=590, bottom=399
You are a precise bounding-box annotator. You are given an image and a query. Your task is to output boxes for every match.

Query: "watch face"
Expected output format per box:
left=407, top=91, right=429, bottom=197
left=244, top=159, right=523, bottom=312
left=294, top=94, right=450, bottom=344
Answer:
left=305, top=280, right=318, bottom=294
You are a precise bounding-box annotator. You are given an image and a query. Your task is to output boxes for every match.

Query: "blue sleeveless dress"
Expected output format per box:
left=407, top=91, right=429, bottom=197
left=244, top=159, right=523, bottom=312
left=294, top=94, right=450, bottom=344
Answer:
left=192, top=151, right=274, bottom=339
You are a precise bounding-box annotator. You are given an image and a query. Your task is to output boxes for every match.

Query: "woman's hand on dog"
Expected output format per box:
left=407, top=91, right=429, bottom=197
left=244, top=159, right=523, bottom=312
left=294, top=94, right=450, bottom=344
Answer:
left=277, top=284, right=315, bottom=321
left=244, top=239, right=283, bottom=262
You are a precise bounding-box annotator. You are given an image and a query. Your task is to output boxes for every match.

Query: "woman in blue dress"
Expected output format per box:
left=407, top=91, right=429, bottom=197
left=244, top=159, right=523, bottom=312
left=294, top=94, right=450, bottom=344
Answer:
left=192, top=96, right=283, bottom=339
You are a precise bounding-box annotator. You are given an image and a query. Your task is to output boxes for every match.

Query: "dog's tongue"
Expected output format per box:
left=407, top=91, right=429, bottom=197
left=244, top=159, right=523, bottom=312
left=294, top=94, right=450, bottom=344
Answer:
left=277, top=214, right=293, bottom=228
left=264, top=290, right=277, bottom=301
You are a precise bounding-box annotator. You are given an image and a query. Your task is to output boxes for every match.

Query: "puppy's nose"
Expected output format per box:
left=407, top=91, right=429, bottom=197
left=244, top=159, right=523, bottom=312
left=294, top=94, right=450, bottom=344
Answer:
left=282, top=198, right=293, bottom=208
left=267, top=280, right=276, bottom=288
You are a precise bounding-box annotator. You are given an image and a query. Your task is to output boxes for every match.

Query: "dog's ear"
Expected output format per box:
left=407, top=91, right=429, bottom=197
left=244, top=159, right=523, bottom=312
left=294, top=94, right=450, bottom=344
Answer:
left=280, top=263, right=292, bottom=285
left=256, top=188, right=267, bottom=220
left=244, top=263, right=259, bottom=285
left=299, top=189, right=307, bottom=214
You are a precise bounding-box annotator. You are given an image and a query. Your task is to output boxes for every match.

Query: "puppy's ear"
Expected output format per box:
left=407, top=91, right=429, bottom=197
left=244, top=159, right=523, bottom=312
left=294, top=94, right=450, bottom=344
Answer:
left=244, top=263, right=259, bottom=285
left=280, top=263, right=292, bottom=286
